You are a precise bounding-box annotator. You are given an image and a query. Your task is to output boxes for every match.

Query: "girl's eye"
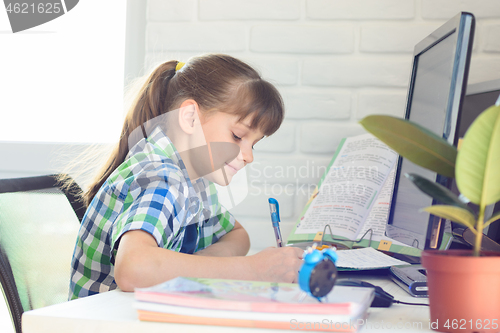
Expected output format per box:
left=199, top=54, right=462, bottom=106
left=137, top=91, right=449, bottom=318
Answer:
left=232, top=133, right=242, bottom=141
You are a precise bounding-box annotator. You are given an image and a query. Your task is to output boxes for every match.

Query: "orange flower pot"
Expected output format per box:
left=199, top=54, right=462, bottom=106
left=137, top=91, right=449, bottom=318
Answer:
left=421, top=250, right=500, bottom=333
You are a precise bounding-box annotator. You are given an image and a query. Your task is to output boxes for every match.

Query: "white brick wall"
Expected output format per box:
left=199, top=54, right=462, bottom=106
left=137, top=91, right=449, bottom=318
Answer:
left=421, top=0, right=500, bottom=19
left=243, top=57, right=299, bottom=85
left=199, top=0, right=301, bottom=20
left=250, top=25, right=355, bottom=53
left=484, top=25, right=500, bottom=52
left=148, top=23, right=246, bottom=51
left=253, top=122, right=295, bottom=153
left=282, top=88, right=352, bottom=120
left=360, top=24, right=442, bottom=53
left=302, top=56, right=411, bottom=87
left=356, top=90, right=407, bottom=119
left=148, top=0, right=195, bottom=22
left=144, top=0, right=500, bottom=251
left=306, top=0, right=415, bottom=20
left=300, top=122, right=366, bottom=153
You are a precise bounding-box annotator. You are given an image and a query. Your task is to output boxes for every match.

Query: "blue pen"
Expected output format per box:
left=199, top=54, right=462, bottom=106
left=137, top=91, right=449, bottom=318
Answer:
left=268, top=198, right=283, bottom=247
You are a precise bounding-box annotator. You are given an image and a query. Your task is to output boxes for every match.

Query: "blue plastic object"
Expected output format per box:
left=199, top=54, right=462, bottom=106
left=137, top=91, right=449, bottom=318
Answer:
left=298, top=247, right=338, bottom=299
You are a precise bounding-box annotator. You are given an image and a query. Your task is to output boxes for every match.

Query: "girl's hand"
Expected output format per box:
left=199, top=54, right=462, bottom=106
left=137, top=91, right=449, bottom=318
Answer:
left=247, top=246, right=304, bottom=283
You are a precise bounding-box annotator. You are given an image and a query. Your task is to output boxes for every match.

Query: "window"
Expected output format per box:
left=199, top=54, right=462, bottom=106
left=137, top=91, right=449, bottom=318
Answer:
left=0, top=1, right=127, bottom=143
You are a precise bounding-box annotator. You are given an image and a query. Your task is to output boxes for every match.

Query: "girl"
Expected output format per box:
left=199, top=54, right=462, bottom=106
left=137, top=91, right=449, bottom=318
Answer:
left=69, top=54, right=303, bottom=299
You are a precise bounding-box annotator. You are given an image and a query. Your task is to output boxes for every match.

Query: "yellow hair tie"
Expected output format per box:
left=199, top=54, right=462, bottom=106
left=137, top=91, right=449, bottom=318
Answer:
left=175, top=62, right=185, bottom=71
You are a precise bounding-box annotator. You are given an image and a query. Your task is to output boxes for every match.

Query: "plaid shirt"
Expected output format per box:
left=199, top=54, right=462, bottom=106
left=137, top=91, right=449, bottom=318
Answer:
left=69, top=127, right=235, bottom=299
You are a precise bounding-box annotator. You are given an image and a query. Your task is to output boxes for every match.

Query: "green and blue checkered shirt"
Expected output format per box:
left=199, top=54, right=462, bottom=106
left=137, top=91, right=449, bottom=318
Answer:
left=69, top=127, right=235, bottom=299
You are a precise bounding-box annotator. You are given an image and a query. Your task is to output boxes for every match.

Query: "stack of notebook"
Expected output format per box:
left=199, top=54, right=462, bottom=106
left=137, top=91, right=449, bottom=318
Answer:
left=134, top=277, right=374, bottom=332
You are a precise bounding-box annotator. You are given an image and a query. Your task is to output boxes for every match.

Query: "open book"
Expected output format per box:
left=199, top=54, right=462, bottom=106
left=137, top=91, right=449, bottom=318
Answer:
left=287, top=133, right=421, bottom=258
left=135, top=277, right=374, bottom=332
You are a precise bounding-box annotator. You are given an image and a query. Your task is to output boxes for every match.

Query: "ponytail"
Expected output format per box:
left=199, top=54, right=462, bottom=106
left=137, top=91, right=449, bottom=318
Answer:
left=83, top=61, right=178, bottom=207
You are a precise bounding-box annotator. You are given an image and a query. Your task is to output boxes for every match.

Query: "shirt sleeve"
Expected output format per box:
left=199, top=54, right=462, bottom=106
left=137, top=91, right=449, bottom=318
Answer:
left=196, top=183, right=236, bottom=251
left=211, top=203, right=236, bottom=242
left=109, top=168, right=190, bottom=262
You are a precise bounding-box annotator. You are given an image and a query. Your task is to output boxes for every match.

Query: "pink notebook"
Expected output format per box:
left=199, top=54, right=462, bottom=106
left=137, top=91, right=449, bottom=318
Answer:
left=135, top=277, right=373, bottom=315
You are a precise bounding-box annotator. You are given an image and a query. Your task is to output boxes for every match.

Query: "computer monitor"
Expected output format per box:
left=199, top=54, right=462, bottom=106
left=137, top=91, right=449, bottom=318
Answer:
left=385, top=12, right=475, bottom=250
left=449, top=79, right=500, bottom=248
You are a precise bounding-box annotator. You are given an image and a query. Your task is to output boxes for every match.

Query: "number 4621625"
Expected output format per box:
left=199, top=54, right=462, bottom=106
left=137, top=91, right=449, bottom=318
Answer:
left=443, top=319, right=498, bottom=330
left=6, top=3, right=62, bottom=14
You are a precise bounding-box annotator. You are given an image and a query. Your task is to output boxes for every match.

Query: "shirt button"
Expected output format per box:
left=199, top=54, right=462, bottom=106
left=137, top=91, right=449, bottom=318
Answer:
left=202, top=209, right=211, bottom=222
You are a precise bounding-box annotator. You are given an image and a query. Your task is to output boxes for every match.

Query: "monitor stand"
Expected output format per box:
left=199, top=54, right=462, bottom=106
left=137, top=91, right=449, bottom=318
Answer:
left=450, top=227, right=500, bottom=252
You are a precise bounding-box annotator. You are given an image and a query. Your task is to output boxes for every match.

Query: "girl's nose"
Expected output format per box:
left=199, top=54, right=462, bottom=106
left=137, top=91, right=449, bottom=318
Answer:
left=240, top=144, right=253, bottom=164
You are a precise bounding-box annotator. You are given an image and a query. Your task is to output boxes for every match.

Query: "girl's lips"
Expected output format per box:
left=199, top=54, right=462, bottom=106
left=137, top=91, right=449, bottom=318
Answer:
left=225, top=163, right=239, bottom=174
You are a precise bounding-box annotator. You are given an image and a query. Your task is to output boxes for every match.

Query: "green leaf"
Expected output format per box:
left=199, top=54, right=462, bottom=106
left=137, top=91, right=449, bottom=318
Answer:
left=485, top=211, right=500, bottom=228
left=456, top=105, right=500, bottom=205
left=360, top=115, right=457, bottom=178
left=423, top=205, right=476, bottom=229
left=405, top=173, right=475, bottom=215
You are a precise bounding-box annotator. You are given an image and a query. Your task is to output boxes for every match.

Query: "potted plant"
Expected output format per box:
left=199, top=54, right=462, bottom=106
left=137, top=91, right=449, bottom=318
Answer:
left=360, top=102, right=500, bottom=333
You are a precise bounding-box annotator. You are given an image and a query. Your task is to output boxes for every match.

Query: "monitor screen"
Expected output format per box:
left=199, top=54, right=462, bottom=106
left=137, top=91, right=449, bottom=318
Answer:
left=450, top=79, right=500, bottom=246
left=385, top=12, right=475, bottom=250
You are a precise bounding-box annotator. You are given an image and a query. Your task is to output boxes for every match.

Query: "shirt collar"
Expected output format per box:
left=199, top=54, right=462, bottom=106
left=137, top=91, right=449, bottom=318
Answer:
left=144, top=126, right=208, bottom=194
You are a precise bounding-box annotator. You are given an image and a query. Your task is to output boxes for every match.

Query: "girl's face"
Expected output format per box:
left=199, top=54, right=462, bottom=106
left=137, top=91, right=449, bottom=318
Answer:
left=199, top=111, right=264, bottom=186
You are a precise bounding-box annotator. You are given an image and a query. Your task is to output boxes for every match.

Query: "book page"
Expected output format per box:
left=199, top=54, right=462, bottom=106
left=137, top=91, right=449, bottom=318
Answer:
left=385, top=225, right=426, bottom=249
left=335, top=247, right=410, bottom=269
left=357, top=168, right=416, bottom=248
left=356, top=167, right=395, bottom=241
left=295, top=134, right=397, bottom=240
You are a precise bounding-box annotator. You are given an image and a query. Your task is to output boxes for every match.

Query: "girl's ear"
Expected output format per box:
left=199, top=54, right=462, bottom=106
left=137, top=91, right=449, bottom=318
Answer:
left=178, top=99, right=200, bottom=135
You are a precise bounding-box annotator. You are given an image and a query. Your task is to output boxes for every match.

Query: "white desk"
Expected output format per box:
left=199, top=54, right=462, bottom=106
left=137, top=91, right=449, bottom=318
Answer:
left=22, top=275, right=432, bottom=333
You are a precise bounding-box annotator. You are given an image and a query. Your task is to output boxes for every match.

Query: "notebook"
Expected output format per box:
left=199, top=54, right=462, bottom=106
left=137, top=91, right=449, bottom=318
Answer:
left=134, top=277, right=374, bottom=332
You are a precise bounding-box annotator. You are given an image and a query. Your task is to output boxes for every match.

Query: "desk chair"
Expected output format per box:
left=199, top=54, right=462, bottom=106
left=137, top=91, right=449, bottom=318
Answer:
left=0, top=174, right=85, bottom=333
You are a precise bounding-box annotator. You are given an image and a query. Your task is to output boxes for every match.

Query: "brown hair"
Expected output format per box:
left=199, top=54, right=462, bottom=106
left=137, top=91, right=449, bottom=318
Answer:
left=79, top=54, right=284, bottom=207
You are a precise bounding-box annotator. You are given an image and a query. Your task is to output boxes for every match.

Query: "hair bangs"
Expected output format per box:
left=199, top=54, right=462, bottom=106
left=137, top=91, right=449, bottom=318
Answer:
left=225, top=79, right=284, bottom=136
